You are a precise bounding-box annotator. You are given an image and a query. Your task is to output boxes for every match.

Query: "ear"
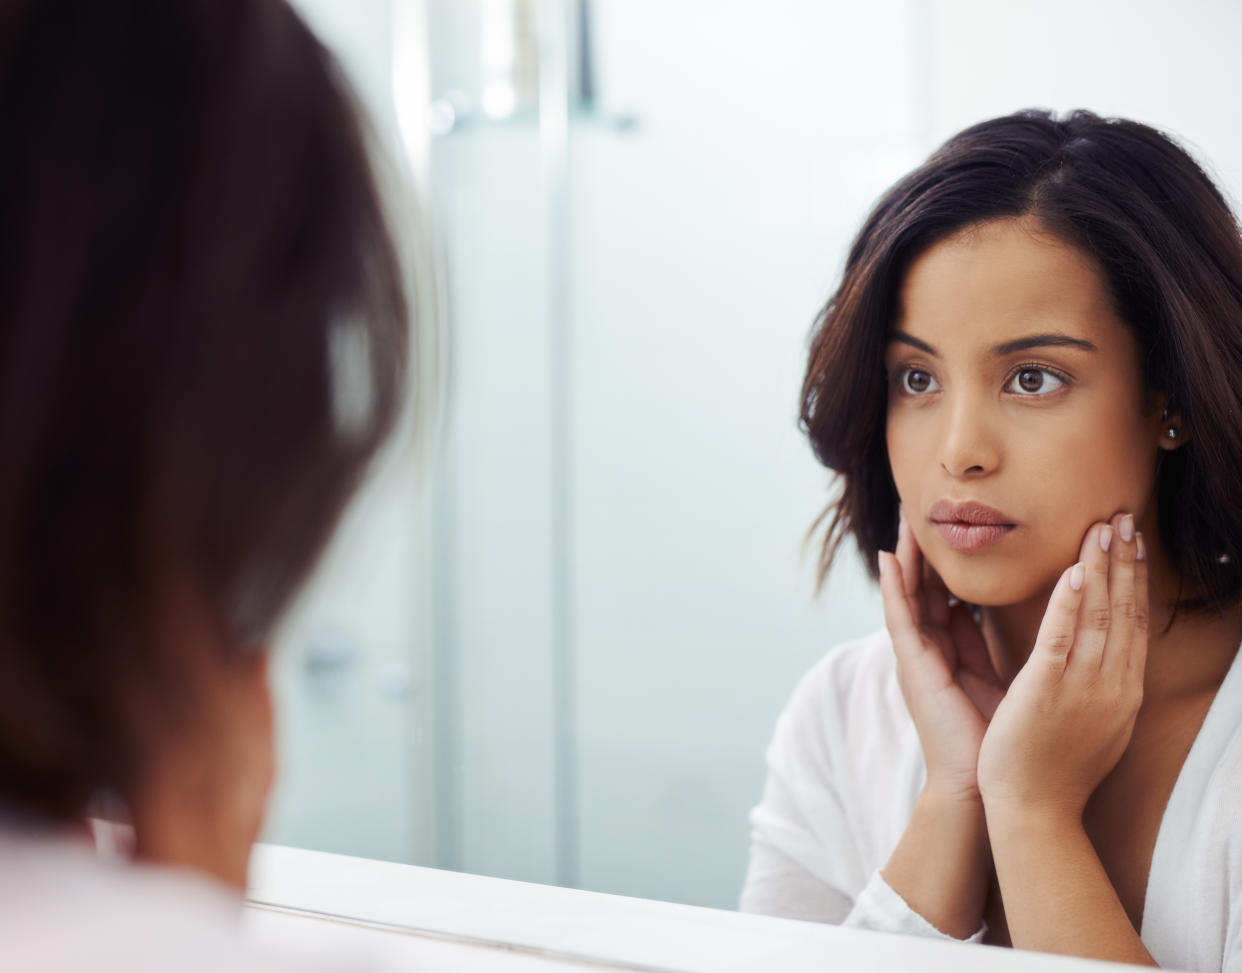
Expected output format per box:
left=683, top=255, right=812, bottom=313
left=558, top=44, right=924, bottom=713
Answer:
left=1155, top=394, right=1190, bottom=451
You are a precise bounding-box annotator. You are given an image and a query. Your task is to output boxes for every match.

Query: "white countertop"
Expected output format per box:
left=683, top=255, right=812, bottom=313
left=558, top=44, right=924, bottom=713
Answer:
left=244, top=844, right=1151, bottom=971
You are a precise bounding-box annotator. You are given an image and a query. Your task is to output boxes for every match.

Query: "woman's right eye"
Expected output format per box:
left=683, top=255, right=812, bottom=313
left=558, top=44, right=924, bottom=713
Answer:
left=898, top=367, right=940, bottom=395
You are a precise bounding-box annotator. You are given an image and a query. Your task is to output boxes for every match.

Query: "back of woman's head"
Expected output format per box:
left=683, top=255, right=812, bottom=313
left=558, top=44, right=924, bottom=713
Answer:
left=802, top=109, right=1242, bottom=612
left=0, top=0, right=409, bottom=819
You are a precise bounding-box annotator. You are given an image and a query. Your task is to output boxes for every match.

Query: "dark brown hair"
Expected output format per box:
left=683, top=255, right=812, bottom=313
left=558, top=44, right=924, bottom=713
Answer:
left=802, top=109, right=1242, bottom=613
left=0, top=0, right=409, bottom=818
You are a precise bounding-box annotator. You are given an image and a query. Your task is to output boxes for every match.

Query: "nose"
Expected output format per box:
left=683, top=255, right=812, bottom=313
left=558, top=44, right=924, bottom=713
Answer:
left=938, top=393, right=1000, bottom=479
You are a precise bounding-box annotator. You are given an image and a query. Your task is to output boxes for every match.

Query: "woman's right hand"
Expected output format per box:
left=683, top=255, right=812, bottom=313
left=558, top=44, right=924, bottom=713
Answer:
left=878, top=511, right=1005, bottom=803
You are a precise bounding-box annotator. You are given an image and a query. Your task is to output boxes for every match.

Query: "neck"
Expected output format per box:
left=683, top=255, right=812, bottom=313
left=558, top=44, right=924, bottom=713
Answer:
left=980, top=594, right=1049, bottom=686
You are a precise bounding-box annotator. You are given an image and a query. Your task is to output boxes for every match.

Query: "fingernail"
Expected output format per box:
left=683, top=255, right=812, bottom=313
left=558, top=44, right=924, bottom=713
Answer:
left=1099, top=525, right=1113, bottom=552
left=1070, top=562, right=1085, bottom=590
left=1120, top=514, right=1135, bottom=543
left=878, top=553, right=888, bottom=577
left=1136, top=533, right=1146, bottom=561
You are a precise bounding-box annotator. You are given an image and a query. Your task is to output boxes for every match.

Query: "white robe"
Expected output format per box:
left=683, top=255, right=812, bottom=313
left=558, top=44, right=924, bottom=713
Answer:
left=740, top=628, right=1242, bottom=971
left=0, top=822, right=362, bottom=972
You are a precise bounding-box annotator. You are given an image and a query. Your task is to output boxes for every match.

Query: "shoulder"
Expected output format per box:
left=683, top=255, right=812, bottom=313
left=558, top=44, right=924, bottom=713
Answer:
left=1142, top=647, right=1242, bottom=968
left=774, top=629, right=907, bottom=742
left=753, top=628, right=923, bottom=884
left=766, top=628, right=917, bottom=777
left=1207, top=667, right=1242, bottom=847
left=1198, top=647, right=1242, bottom=835
left=0, top=833, right=364, bottom=972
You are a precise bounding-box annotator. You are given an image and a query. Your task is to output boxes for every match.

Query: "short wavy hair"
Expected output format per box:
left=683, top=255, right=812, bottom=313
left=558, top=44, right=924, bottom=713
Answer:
left=801, top=109, right=1242, bottom=614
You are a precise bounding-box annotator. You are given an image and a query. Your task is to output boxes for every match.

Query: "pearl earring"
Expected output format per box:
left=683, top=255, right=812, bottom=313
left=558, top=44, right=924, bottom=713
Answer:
left=1162, top=406, right=1179, bottom=440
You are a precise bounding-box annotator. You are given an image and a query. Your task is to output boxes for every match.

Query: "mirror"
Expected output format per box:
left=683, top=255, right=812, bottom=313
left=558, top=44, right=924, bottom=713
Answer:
left=262, top=0, right=1242, bottom=913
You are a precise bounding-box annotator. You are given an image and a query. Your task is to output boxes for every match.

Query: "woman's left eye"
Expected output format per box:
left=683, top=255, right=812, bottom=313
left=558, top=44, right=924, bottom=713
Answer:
left=1005, top=367, right=1066, bottom=396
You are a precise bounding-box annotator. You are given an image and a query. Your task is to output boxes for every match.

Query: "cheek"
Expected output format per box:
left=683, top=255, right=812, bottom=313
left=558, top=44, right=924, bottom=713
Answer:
left=1046, top=398, right=1159, bottom=524
left=987, top=419, right=1156, bottom=601
left=1009, top=401, right=1154, bottom=523
left=885, top=412, right=929, bottom=505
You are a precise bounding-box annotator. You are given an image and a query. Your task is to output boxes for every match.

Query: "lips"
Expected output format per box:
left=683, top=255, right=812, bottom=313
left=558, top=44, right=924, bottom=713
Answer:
left=929, top=499, right=1018, bottom=551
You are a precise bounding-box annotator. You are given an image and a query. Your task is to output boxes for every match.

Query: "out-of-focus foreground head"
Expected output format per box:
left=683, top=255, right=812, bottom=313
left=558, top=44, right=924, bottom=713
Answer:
left=0, top=0, right=409, bottom=835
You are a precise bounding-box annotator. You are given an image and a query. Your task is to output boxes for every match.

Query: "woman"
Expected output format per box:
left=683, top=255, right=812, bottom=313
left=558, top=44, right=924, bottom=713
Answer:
left=741, top=110, right=1242, bottom=969
left=0, top=0, right=409, bottom=967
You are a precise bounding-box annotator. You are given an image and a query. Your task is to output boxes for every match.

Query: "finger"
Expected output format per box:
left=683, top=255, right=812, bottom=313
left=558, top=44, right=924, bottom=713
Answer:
left=878, top=552, right=923, bottom=667
left=895, top=510, right=922, bottom=611
left=922, top=556, right=952, bottom=631
left=949, top=602, right=1004, bottom=719
left=895, top=512, right=927, bottom=632
left=881, top=553, right=958, bottom=697
left=958, top=668, right=1006, bottom=722
left=1073, top=522, right=1112, bottom=670
left=1031, top=562, right=1085, bottom=677
left=1103, top=512, right=1139, bottom=678
left=884, top=546, right=938, bottom=676
left=1129, top=530, right=1150, bottom=677
left=949, top=602, right=999, bottom=689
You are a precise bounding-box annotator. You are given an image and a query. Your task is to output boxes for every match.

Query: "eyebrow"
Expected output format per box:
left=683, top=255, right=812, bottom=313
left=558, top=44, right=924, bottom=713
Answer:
left=888, top=331, right=1099, bottom=357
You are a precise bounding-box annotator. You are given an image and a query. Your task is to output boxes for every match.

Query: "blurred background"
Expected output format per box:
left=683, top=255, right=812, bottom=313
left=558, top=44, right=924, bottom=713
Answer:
left=262, top=0, right=1242, bottom=909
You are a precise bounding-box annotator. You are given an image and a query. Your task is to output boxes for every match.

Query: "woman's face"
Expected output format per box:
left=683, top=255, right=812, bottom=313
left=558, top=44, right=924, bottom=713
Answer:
left=885, top=216, right=1167, bottom=606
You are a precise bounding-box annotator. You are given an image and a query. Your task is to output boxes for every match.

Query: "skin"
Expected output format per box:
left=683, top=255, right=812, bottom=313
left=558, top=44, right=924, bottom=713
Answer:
left=128, top=650, right=274, bottom=893
left=872, top=215, right=1242, bottom=961
left=95, top=567, right=276, bottom=894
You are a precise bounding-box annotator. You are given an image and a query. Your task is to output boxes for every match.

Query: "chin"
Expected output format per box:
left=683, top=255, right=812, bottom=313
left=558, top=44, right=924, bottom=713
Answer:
left=931, top=555, right=1059, bottom=608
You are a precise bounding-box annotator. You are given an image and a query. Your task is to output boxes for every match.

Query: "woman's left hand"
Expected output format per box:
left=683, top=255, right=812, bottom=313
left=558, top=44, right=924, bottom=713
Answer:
left=976, top=512, right=1148, bottom=818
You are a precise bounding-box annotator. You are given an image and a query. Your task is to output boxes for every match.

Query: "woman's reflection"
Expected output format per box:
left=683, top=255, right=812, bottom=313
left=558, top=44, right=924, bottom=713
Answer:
left=743, top=109, right=1242, bottom=970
